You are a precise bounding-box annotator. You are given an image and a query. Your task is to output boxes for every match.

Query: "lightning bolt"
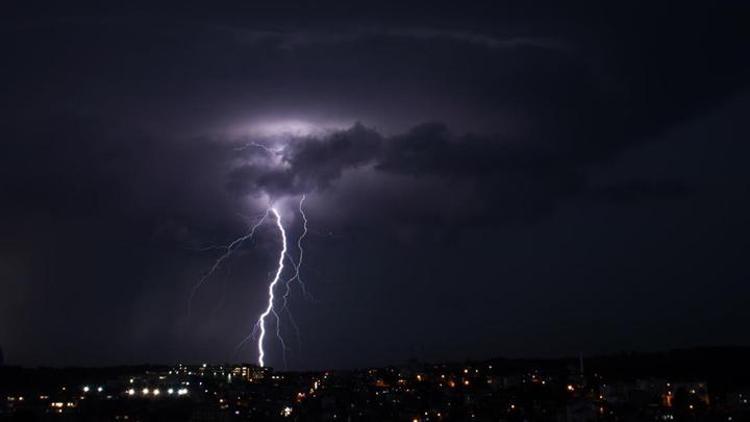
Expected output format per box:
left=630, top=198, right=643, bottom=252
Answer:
left=280, top=195, right=311, bottom=308
left=256, top=207, right=287, bottom=368
left=254, top=196, right=310, bottom=368
left=188, top=210, right=269, bottom=317
left=294, top=195, right=310, bottom=299
left=275, top=195, right=309, bottom=357
left=193, top=195, right=310, bottom=369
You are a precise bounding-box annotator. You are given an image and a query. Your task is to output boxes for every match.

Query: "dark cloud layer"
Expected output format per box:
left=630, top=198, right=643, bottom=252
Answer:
left=228, top=123, right=383, bottom=197
left=1, top=1, right=749, bottom=369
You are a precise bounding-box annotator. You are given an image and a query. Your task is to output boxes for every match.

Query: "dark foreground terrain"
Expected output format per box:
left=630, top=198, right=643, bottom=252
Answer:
left=2, top=347, right=749, bottom=421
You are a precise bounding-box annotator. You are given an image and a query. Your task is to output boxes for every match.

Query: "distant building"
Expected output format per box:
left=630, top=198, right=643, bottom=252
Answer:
left=230, top=364, right=267, bottom=381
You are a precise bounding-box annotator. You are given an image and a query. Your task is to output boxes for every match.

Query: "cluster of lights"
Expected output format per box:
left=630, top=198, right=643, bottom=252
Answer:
left=50, top=401, right=76, bottom=411
left=126, top=387, right=187, bottom=397
left=10, top=368, right=730, bottom=422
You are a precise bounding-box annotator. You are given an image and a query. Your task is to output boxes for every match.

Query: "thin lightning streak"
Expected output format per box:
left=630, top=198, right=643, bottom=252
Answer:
left=257, top=207, right=287, bottom=368
left=295, top=195, right=311, bottom=299
left=272, top=308, right=288, bottom=369
left=285, top=304, right=302, bottom=353
left=276, top=195, right=309, bottom=351
left=188, top=243, right=230, bottom=252
left=280, top=195, right=311, bottom=308
left=234, top=142, right=281, bottom=155
left=188, top=210, right=269, bottom=317
left=278, top=253, right=303, bottom=350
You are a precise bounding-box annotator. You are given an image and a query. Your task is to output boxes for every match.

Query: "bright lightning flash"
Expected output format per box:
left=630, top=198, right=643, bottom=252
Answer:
left=192, top=195, right=310, bottom=369
left=256, top=207, right=287, bottom=368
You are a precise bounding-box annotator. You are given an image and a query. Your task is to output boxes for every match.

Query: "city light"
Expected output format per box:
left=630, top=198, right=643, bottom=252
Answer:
left=282, top=406, right=293, bottom=417
left=2, top=362, right=739, bottom=420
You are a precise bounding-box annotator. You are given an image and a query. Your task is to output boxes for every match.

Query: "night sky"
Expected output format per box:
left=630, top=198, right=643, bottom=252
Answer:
left=1, top=2, right=749, bottom=370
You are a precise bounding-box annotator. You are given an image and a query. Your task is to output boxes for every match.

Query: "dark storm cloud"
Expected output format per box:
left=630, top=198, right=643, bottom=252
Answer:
left=225, top=121, right=582, bottom=226
left=222, top=114, right=700, bottom=227
left=227, top=124, right=383, bottom=197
